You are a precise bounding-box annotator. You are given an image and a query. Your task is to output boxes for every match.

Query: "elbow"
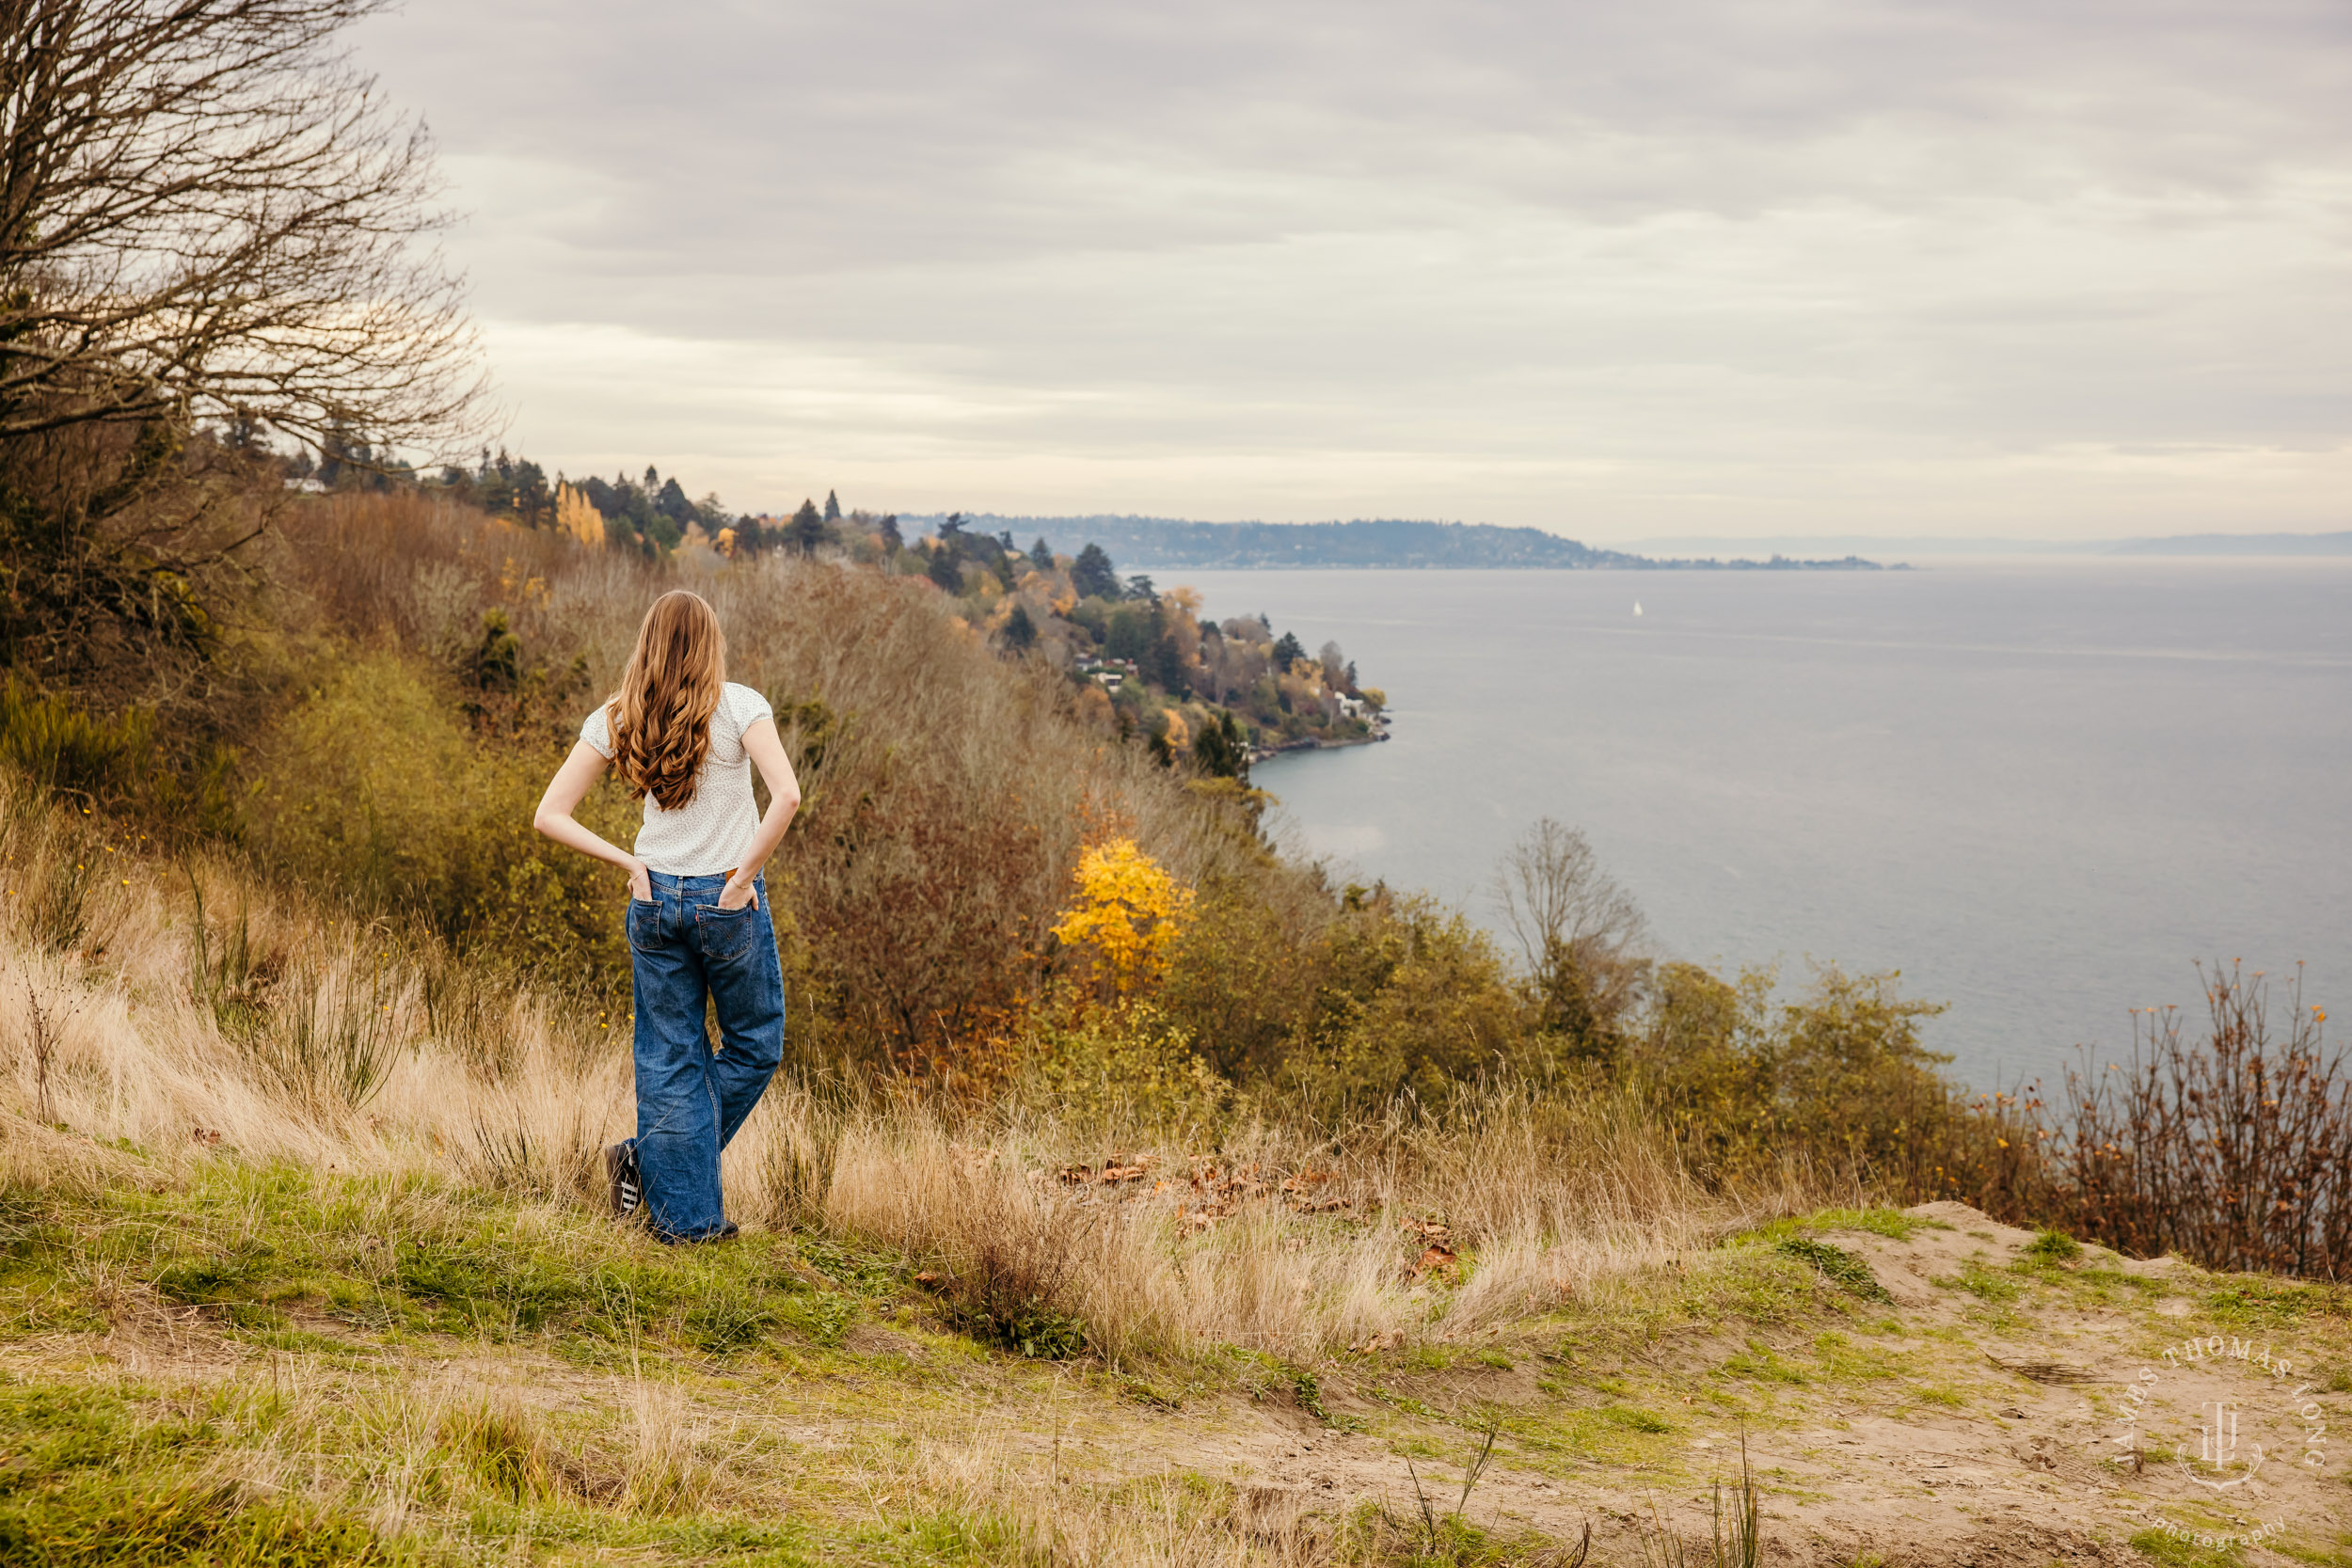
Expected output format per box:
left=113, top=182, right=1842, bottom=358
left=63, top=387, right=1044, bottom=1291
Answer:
left=780, top=790, right=803, bottom=816
left=532, top=806, right=559, bottom=838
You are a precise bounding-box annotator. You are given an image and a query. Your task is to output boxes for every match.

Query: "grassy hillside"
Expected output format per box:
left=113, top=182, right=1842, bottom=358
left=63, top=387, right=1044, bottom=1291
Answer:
left=4, top=488, right=2349, bottom=1563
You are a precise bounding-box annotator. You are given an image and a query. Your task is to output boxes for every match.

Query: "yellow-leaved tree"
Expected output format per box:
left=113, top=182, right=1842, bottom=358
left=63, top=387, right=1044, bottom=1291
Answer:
left=1050, top=837, right=1196, bottom=997
left=554, top=482, right=605, bottom=547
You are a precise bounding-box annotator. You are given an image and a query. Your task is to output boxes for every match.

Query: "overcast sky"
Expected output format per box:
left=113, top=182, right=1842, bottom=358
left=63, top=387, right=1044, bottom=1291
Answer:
left=354, top=0, right=2352, bottom=539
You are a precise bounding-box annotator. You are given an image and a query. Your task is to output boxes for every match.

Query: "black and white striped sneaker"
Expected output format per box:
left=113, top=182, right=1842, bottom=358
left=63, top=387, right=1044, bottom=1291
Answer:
left=605, top=1142, right=643, bottom=1221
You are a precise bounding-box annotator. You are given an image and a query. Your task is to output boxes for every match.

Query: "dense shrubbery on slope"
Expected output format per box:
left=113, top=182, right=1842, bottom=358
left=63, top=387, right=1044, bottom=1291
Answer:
left=1, top=481, right=2034, bottom=1201
left=8, top=476, right=2343, bottom=1269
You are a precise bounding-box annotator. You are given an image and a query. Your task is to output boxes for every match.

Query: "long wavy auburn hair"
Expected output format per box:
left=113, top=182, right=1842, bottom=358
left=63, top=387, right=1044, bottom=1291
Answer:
left=607, top=591, right=726, bottom=810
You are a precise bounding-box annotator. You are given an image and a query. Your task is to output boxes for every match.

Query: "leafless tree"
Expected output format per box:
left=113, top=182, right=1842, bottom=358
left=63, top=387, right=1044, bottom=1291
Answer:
left=0, top=0, right=484, bottom=681
left=0, top=0, right=481, bottom=450
left=1492, top=817, right=1650, bottom=1049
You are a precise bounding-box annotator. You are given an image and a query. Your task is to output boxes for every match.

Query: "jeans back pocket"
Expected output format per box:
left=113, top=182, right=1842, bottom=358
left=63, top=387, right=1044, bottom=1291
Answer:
left=693, top=902, right=761, bottom=964
left=626, top=897, right=663, bottom=954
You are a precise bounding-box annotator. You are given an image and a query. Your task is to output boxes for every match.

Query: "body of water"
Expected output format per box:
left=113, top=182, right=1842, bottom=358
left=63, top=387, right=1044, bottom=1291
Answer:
left=1170, top=562, right=2352, bottom=1091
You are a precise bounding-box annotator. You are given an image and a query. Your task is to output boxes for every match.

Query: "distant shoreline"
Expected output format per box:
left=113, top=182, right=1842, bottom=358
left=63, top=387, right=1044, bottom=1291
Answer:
left=903, top=514, right=1888, bottom=571
left=899, top=513, right=2352, bottom=568
left=1248, top=727, right=1389, bottom=766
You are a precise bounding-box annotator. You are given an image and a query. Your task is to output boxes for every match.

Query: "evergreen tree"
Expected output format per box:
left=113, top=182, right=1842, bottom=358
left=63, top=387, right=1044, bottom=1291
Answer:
left=466, top=608, right=521, bottom=691
left=472, top=446, right=511, bottom=512
left=1123, top=574, right=1157, bottom=603
left=1150, top=632, right=1187, bottom=694
left=1191, top=710, right=1248, bottom=781
left=1002, top=603, right=1037, bottom=652
left=1271, top=631, right=1306, bottom=670
left=1028, top=537, right=1055, bottom=572
left=513, top=458, right=550, bottom=526
left=1071, top=542, right=1120, bottom=600
left=926, top=540, right=963, bottom=590
left=823, top=489, right=841, bottom=521
left=656, top=477, right=693, bottom=524
left=787, top=499, right=828, bottom=554
left=1104, top=604, right=1152, bottom=663
left=879, top=514, right=903, bottom=553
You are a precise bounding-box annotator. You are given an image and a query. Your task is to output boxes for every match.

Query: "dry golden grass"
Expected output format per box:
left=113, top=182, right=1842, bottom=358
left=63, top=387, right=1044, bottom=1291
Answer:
left=812, top=1087, right=1741, bottom=1363
left=0, top=764, right=1763, bottom=1372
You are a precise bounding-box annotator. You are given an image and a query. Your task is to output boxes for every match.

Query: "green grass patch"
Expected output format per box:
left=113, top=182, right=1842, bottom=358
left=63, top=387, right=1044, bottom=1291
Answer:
left=0, top=1380, right=409, bottom=1568
left=0, top=1164, right=926, bottom=1369
left=0, top=1485, right=405, bottom=1568
left=865, top=1507, right=1031, bottom=1565
left=1774, top=1239, right=1892, bottom=1303
left=1245, top=1358, right=1363, bottom=1430
left=1365, top=1385, right=1442, bottom=1420
left=1719, top=1340, right=1808, bottom=1386
left=2128, top=1524, right=2246, bottom=1563
left=1939, top=1259, right=2020, bottom=1305
left=1496, top=1402, right=1680, bottom=1468
left=2203, top=1276, right=2351, bottom=1327
left=1810, top=1330, right=1908, bottom=1382
left=1597, top=1404, right=1672, bottom=1433
left=1740, top=1207, right=1935, bottom=1245
left=2025, top=1228, right=2082, bottom=1263
left=1681, top=1252, right=1820, bottom=1326
left=2061, top=1263, right=2170, bottom=1302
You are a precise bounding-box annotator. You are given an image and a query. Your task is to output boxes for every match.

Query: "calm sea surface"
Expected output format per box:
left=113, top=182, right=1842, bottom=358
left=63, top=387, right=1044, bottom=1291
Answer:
left=1171, top=562, right=2352, bottom=1092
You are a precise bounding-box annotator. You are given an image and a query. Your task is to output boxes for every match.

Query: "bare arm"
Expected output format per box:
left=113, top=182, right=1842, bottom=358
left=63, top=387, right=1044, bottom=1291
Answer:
left=719, top=717, right=803, bottom=911
left=532, top=739, right=653, bottom=901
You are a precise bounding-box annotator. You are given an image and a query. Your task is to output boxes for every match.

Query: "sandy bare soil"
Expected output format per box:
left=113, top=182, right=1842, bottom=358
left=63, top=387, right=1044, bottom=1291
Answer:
left=1124, top=1203, right=2352, bottom=1564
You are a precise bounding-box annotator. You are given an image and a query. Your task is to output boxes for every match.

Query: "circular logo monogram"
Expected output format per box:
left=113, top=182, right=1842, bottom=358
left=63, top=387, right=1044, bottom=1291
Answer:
left=2104, top=1333, right=2328, bottom=1551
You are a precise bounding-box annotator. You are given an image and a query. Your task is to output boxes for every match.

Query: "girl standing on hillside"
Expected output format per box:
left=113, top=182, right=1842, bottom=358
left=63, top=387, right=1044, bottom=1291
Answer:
left=532, top=590, right=801, bottom=1243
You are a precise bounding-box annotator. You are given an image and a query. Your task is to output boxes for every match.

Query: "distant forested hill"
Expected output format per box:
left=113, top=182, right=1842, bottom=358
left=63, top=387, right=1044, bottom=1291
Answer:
left=909, top=515, right=1639, bottom=568
left=903, top=514, right=1883, bottom=569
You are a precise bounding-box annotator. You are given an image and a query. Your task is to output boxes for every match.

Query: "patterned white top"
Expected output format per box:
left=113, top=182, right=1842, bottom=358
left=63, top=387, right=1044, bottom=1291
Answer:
left=580, top=682, right=775, bottom=876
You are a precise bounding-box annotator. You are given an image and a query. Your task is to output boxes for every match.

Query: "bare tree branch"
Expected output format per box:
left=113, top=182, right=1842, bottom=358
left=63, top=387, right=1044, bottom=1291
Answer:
left=1492, top=816, right=1651, bottom=1049
left=1493, top=816, right=1647, bottom=977
left=0, top=0, right=485, bottom=456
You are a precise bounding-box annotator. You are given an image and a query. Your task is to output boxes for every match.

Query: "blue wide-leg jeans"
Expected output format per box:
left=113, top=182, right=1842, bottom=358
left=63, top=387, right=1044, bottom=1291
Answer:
left=624, top=869, right=784, bottom=1242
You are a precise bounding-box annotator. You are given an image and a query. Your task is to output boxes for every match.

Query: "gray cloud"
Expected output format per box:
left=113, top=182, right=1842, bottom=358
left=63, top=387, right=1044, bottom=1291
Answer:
left=355, top=0, right=2352, bottom=532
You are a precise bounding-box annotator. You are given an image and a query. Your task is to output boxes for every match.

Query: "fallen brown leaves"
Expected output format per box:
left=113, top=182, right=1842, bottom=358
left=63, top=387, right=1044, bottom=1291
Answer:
left=1054, top=1158, right=1359, bottom=1235
left=1057, top=1157, right=1154, bottom=1186
left=1405, top=1219, right=1458, bottom=1282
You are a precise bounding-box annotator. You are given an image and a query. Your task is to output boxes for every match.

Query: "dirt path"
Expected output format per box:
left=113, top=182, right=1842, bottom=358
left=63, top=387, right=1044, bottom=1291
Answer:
left=1129, top=1203, right=2352, bottom=1564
